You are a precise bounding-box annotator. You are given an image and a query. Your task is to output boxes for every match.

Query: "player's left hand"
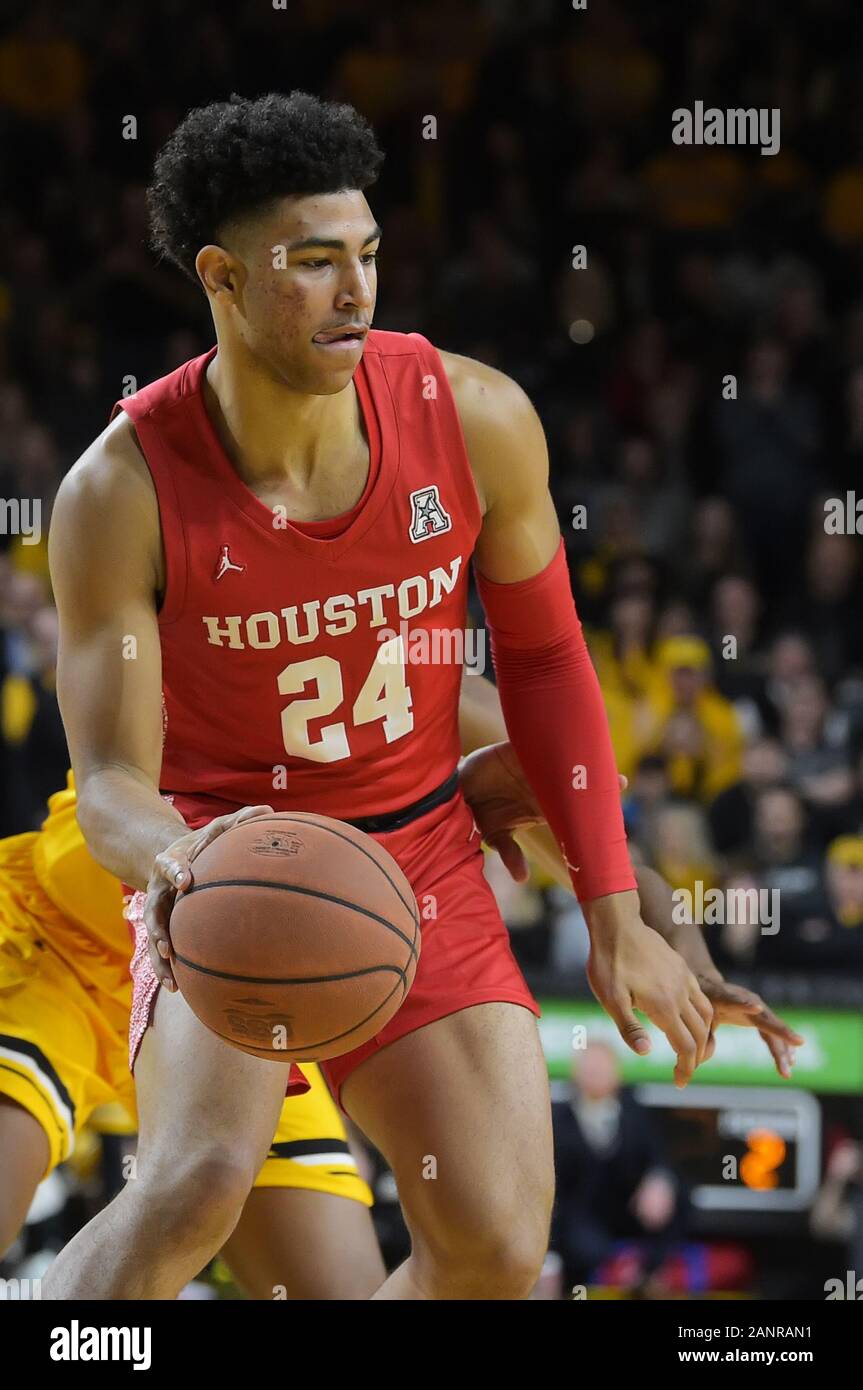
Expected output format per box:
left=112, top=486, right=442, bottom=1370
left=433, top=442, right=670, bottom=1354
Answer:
left=459, top=741, right=626, bottom=882
left=460, top=741, right=805, bottom=1082
left=585, top=895, right=716, bottom=1087
left=696, top=977, right=804, bottom=1079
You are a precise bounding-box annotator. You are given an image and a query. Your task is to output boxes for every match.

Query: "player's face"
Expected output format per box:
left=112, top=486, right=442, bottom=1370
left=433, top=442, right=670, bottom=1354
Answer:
left=231, top=189, right=380, bottom=394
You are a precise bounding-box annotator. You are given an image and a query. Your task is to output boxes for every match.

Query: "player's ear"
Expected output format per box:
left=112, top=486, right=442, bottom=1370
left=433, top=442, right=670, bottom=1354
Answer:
left=196, top=245, right=243, bottom=300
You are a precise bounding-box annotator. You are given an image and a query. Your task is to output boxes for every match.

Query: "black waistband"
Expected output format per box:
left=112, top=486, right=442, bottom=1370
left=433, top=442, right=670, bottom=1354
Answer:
left=345, top=769, right=459, bottom=835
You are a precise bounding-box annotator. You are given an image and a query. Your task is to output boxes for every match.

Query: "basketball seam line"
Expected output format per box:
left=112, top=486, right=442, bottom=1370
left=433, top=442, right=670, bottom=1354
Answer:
left=173, top=951, right=408, bottom=986
left=240, top=815, right=419, bottom=927
left=180, top=877, right=419, bottom=958
left=204, top=968, right=409, bottom=1053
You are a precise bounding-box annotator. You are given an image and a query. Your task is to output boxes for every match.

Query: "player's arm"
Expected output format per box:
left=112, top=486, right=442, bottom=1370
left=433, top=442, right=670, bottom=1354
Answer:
left=458, top=664, right=511, bottom=759
left=444, top=351, right=713, bottom=1085
left=458, top=672, right=718, bottom=963
left=49, top=417, right=189, bottom=890
left=457, top=686, right=802, bottom=1077
left=49, top=416, right=272, bottom=988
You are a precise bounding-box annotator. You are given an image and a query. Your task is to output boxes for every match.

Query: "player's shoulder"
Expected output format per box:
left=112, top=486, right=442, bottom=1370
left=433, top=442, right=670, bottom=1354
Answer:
left=49, top=411, right=162, bottom=588
left=367, top=329, right=533, bottom=412
left=366, top=328, right=531, bottom=406
left=436, top=347, right=542, bottom=446
left=53, top=409, right=154, bottom=520
left=435, top=349, right=549, bottom=508
left=371, top=333, right=548, bottom=513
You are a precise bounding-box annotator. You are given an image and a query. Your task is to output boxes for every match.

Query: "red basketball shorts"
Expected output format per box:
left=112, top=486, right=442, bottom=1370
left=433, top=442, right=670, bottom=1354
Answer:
left=126, top=790, right=540, bottom=1108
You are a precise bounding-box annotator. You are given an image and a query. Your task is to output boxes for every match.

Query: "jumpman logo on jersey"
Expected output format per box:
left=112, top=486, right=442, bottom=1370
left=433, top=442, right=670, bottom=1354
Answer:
left=214, top=545, right=246, bottom=581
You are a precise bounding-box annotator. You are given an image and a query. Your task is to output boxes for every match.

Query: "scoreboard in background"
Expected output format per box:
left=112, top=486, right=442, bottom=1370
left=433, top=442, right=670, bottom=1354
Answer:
left=540, top=999, right=859, bottom=1227
left=634, top=1084, right=820, bottom=1214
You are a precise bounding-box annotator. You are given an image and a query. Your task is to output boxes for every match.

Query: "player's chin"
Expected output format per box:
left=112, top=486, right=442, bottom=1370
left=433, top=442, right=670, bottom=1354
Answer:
left=307, top=342, right=364, bottom=387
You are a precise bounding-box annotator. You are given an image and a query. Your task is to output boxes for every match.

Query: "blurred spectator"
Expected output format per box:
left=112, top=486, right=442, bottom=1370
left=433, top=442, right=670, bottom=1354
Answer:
left=709, top=783, right=827, bottom=968
left=750, top=784, right=823, bottom=915
left=824, top=163, right=863, bottom=247
left=771, top=262, right=829, bottom=391
left=640, top=144, right=746, bottom=234
left=0, top=569, right=46, bottom=680
left=655, top=599, right=699, bottom=641
left=564, top=4, right=660, bottom=127
left=2, top=602, right=66, bottom=828
left=648, top=801, right=718, bottom=901
left=790, top=528, right=863, bottom=684
left=597, top=435, right=691, bottom=563
left=709, top=736, right=789, bottom=857
left=590, top=588, right=659, bottom=781
left=0, top=5, right=87, bottom=119
left=683, top=497, right=748, bottom=611
left=550, top=1042, right=687, bottom=1291
left=767, top=835, right=863, bottom=972
left=814, top=739, right=863, bottom=844
left=810, top=1139, right=863, bottom=1276
left=621, top=754, right=670, bottom=848
left=604, top=321, right=670, bottom=437
left=2, top=0, right=863, bottom=1304
left=642, top=636, right=744, bottom=801
left=758, top=630, right=819, bottom=734
left=777, top=674, right=853, bottom=822
left=707, top=573, right=764, bottom=716
left=432, top=213, right=541, bottom=362
left=712, top=338, right=820, bottom=606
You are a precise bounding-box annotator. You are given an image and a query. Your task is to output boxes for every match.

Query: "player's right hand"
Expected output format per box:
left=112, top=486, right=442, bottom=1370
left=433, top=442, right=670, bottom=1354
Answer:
left=143, top=804, right=275, bottom=991
left=696, top=977, right=804, bottom=1079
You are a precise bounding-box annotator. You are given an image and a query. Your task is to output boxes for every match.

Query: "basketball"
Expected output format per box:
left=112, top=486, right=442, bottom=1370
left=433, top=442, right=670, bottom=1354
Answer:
left=169, top=813, right=420, bottom=1061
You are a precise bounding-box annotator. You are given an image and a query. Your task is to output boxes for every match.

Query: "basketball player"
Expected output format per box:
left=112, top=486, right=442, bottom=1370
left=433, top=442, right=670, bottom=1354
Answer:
left=0, top=774, right=383, bottom=1299
left=44, top=91, right=720, bottom=1300
left=0, top=735, right=799, bottom=1292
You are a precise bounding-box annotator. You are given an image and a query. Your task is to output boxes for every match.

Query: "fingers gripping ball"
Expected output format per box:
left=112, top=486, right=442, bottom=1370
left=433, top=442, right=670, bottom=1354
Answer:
left=169, top=813, right=420, bottom=1061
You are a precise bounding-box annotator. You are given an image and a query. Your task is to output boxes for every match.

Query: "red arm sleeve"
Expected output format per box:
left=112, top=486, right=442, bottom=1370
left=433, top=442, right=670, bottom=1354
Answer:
left=474, top=539, right=636, bottom=903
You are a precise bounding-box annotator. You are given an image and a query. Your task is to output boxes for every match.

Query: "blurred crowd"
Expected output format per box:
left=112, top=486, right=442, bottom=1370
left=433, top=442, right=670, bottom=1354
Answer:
left=3, top=0, right=863, bottom=1304
left=2, top=0, right=863, bottom=1002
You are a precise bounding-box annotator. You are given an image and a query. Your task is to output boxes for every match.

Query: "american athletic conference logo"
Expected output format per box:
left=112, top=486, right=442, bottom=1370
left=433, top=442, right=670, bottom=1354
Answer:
left=408, top=485, right=452, bottom=543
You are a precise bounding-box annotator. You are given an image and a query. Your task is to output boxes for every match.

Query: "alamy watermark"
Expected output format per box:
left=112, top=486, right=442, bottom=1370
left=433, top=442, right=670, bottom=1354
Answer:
left=672, top=102, right=780, bottom=156
left=671, top=882, right=780, bottom=934
left=377, top=620, right=485, bottom=672
left=0, top=497, right=41, bottom=544
left=824, top=492, right=863, bottom=534
left=825, top=1271, right=863, bottom=1299
left=0, top=1277, right=42, bottom=1299
left=49, top=1321, right=151, bottom=1369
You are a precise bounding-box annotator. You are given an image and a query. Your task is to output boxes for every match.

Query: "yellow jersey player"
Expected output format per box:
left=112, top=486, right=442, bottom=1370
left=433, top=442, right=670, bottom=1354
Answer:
left=0, top=772, right=381, bottom=1299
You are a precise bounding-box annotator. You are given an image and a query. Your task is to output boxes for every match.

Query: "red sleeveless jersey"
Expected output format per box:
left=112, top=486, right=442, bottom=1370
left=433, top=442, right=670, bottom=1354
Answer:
left=112, top=331, right=482, bottom=823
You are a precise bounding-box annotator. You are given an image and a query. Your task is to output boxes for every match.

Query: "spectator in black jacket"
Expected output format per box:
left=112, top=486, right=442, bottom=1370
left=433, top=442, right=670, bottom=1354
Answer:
left=550, top=1041, right=687, bottom=1291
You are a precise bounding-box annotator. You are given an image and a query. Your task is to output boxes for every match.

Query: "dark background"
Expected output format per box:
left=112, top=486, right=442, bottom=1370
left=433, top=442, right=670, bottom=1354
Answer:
left=1, top=0, right=862, bottom=1299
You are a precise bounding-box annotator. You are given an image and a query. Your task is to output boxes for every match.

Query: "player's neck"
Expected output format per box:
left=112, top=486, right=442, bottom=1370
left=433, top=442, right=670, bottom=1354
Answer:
left=203, top=342, right=361, bottom=489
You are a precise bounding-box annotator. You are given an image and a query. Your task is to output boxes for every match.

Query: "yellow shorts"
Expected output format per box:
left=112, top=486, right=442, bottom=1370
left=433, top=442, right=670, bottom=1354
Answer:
left=0, top=832, right=371, bottom=1206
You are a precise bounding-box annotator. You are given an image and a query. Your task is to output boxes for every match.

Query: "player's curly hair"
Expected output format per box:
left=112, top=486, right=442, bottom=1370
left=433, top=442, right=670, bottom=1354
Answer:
left=147, top=91, right=385, bottom=282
